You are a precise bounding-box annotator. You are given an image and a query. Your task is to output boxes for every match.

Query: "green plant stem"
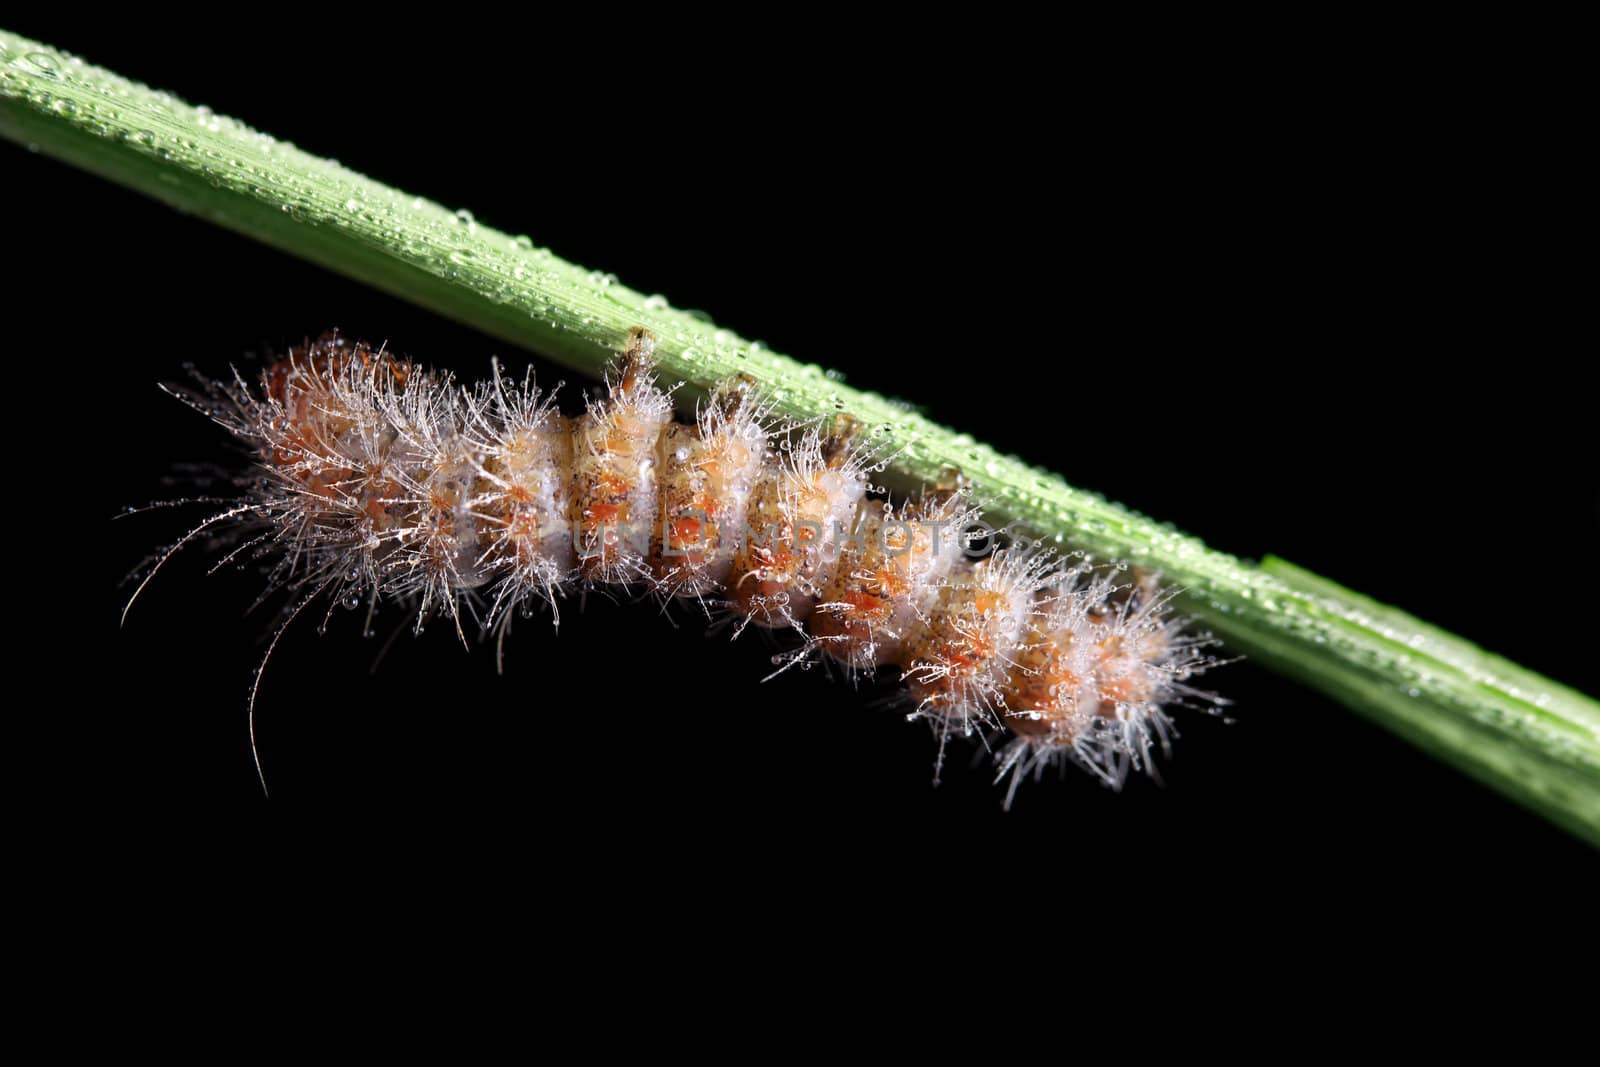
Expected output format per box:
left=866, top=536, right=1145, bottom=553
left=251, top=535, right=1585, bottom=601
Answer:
left=5, top=30, right=1595, bottom=843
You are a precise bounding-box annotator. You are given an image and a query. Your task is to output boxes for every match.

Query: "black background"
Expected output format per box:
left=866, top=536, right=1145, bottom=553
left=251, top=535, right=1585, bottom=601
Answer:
left=8, top=21, right=1595, bottom=904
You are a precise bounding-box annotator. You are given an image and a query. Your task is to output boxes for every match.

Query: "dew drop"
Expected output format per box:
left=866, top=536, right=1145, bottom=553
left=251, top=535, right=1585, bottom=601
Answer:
left=25, top=52, right=58, bottom=77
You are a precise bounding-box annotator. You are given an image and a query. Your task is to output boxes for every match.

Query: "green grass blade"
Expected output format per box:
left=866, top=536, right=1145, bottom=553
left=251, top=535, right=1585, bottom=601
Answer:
left=5, top=30, right=1594, bottom=843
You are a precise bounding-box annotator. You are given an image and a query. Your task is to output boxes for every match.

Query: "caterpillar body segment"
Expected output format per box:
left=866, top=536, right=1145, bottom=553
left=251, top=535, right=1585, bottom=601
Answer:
left=727, top=414, right=871, bottom=633
left=808, top=488, right=975, bottom=674
left=650, top=374, right=772, bottom=603
left=897, top=549, right=1057, bottom=745
left=465, top=360, right=576, bottom=622
left=570, top=327, right=673, bottom=584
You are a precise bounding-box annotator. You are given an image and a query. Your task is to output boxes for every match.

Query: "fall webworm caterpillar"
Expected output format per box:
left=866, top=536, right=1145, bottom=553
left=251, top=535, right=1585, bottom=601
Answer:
left=127, top=326, right=1226, bottom=804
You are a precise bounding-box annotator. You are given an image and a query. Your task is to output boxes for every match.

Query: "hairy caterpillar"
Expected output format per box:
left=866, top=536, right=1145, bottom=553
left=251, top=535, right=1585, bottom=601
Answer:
left=131, top=327, right=1226, bottom=803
